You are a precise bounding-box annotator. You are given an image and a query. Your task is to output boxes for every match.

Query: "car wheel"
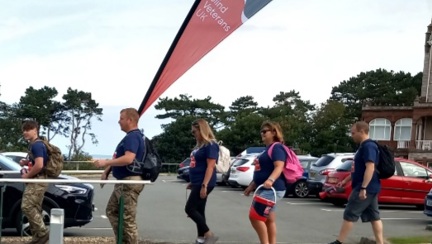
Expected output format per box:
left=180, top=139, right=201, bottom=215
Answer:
left=15, top=204, right=52, bottom=236
left=293, top=181, right=309, bottom=198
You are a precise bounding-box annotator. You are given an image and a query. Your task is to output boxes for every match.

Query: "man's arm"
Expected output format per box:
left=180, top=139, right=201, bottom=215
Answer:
left=362, top=162, right=375, bottom=188
left=26, top=157, right=44, bottom=178
left=105, top=151, right=136, bottom=167
left=361, top=143, right=379, bottom=188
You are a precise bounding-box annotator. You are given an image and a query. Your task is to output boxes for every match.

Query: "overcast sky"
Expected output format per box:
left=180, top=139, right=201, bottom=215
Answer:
left=1, top=0, right=431, bottom=156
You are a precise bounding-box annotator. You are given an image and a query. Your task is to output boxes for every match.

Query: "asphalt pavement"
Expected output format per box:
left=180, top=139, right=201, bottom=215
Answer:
left=5, top=175, right=432, bottom=243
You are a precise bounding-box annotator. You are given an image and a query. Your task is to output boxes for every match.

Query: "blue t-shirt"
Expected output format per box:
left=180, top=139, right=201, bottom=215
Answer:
left=189, top=142, right=219, bottom=187
left=30, top=141, right=48, bottom=166
left=112, top=129, right=145, bottom=179
left=253, top=143, right=287, bottom=191
left=352, top=139, right=381, bottom=194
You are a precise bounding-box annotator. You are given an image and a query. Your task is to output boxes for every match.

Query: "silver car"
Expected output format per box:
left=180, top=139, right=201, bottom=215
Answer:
left=307, top=153, right=355, bottom=195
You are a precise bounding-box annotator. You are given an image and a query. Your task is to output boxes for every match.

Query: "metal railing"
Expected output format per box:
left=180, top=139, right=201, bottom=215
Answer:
left=0, top=173, right=151, bottom=244
left=63, top=161, right=179, bottom=174
left=416, top=140, right=432, bottom=150
left=396, top=140, right=410, bottom=149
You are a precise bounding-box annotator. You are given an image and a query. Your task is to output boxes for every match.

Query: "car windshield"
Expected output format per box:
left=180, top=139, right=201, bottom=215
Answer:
left=313, top=155, right=335, bottom=167
left=232, top=158, right=249, bottom=167
left=0, top=154, right=22, bottom=171
left=299, top=159, right=310, bottom=169
left=336, top=160, right=353, bottom=172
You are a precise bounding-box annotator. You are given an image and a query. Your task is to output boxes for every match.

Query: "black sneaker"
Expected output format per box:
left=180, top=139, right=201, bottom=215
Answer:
left=328, top=240, right=342, bottom=244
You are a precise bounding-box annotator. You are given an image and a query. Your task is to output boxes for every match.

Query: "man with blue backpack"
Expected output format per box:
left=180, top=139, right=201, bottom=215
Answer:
left=328, top=121, right=387, bottom=244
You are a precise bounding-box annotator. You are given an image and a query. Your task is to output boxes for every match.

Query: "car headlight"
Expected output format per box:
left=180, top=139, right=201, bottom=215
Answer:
left=55, top=185, right=88, bottom=194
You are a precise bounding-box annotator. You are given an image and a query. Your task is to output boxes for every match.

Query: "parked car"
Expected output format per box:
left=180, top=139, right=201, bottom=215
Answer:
left=0, top=154, right=94, bottom=235
left=222, top=157, right=237, bottom=185
left=177, top=157, right=231, bottom=185
left=1, top=152, right=28, bottom=164
left=285, top=155, right=318, bottom=198
left=236, top=147, right=265, bottom=157
left=177, top=165, right=191, bottom=182
left=179, top=158, right=191, bottom=168
left=424, top=189, right=432, bottom=216
left=321, top=158, right=432, bottom=208
left=307, top=153, right=355, bottom=195
left=228, top=154, right=260, bottom=188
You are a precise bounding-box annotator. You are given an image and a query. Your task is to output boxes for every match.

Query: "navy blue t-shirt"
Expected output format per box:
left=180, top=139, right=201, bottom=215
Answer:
left=30, top=141, right=48, bottom=166
left=112, top=129, right=145, bottom=179
left=253, top=143, right=287, bottom=191
left=352, top=139, right=381, bottom=194
left=189, top=142, right=219, bottom=187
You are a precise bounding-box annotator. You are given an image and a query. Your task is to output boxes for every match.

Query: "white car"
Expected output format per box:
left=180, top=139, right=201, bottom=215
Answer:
left=0, top=152, right=28, bottom=164
left=228, top=154, right=260, bottom=188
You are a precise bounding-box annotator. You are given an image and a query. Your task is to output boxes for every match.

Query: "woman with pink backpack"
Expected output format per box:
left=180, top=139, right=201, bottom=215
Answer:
left=244, top=121, right=301, bottom=244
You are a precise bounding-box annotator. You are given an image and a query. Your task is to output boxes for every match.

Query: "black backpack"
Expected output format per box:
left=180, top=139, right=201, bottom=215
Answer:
left=373, top=141, right=396, bottom=179
left=141, top=137, right=163, bottom=182
left=125, top=134, right=163, bottom=182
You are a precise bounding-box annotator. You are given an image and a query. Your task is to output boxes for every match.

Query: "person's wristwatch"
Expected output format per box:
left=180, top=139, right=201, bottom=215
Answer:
left=360, top=186, right=367, bottom=190
left=202, top=184, right=207, bottom=188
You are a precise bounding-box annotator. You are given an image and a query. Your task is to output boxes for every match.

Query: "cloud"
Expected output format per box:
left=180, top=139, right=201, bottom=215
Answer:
left=0, top=0, right=431, bottom=155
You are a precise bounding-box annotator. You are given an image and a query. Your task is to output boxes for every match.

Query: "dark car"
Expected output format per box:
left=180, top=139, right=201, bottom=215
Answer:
left=177, top=165, right=191, bottom=182
left=285, top=155, right=318, bottom=198
left=424, top=190, right=432, bottom=217
left=177, top=158, right=191, bottom=182
left=179, top=158, right=191, bottom=169
left=0, top=154, right=94, bottom=235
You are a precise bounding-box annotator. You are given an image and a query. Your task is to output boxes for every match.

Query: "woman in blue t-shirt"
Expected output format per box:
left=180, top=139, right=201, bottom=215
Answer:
left=244, top=121, right=287, bottom=244
left=185, top=119, right=219, bottom=244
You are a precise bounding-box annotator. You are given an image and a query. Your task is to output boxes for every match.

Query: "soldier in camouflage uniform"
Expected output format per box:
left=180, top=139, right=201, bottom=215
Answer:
left=20, top=120, right=50, bottom=244
left=94, top=108, right=145, bottom=244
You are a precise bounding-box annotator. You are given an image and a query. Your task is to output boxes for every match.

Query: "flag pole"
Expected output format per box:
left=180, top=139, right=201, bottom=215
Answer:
left=137, top=0, right=201, bottom=116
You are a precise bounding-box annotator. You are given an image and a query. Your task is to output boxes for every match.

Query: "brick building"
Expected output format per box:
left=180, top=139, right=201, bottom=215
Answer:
left=361, top=20, right=432, bottom=165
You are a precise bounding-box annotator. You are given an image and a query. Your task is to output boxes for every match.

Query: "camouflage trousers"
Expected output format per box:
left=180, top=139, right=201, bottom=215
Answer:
left=106, top=176, right=144, bottom=244
left=21, top=174, right=49, bottom=241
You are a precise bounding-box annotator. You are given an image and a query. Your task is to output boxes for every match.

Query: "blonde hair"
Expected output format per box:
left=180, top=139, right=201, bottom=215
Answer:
left=261, top=121, right=284, bottom=144
left=121, top=108, right=140, bottom=124
left=192, top=118, right=217, bottom=148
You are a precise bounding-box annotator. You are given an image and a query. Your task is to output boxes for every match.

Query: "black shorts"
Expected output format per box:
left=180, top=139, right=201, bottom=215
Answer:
left=343, top=190, right=380, bottom=223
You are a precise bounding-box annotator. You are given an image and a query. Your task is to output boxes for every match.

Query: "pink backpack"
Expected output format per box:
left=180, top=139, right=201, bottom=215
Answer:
left=268, top=142, right=304, bottom=184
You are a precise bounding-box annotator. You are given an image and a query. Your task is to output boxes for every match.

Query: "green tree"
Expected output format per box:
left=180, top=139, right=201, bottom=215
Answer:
left=218, top=113, right=266, bottom=155
left=0, top=102, right=27, bottom=151
left=330, top=69, right=422, bottom=121
left=15, top=86, right=68, bottom=141
left=155, top=94, right=225, bottom=128
left=263, top=91, right=315, bottom=152
left=152, top=116, right=196, bottom=164
left=309, top=100, right=355, bottom=156
left=217, top=95, right=265, bottom=154
left=62, top=88, right=103, bottom=159
left=152, top=94, right=225, bottom=163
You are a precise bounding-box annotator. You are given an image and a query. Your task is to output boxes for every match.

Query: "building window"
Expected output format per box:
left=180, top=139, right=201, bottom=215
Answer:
left=369, top=118, right=391, bottom=141
left=394, top=118, right=412, bottom=141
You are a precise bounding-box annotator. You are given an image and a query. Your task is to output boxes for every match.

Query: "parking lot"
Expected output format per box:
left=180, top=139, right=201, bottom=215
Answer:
left=3, top=175, right=432, bottom=243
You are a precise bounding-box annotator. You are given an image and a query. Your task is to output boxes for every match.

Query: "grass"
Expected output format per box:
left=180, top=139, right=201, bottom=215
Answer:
left=387, top=235, right=432, bottom=244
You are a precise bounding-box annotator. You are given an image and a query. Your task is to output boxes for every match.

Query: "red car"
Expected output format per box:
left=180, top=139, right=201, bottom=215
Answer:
left=320, top=158, right=432, bottom=208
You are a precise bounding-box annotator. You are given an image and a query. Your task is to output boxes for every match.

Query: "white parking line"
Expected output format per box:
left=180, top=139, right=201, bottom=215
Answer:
left=320, top=209, right=424, bottom=214
left=69, top=227, right=112, bottom=230
left=286, top=201, right=322, bottom=205
left=321, top=208, right=344, bottom=212
left=381, top=217, right=425, bottom=220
